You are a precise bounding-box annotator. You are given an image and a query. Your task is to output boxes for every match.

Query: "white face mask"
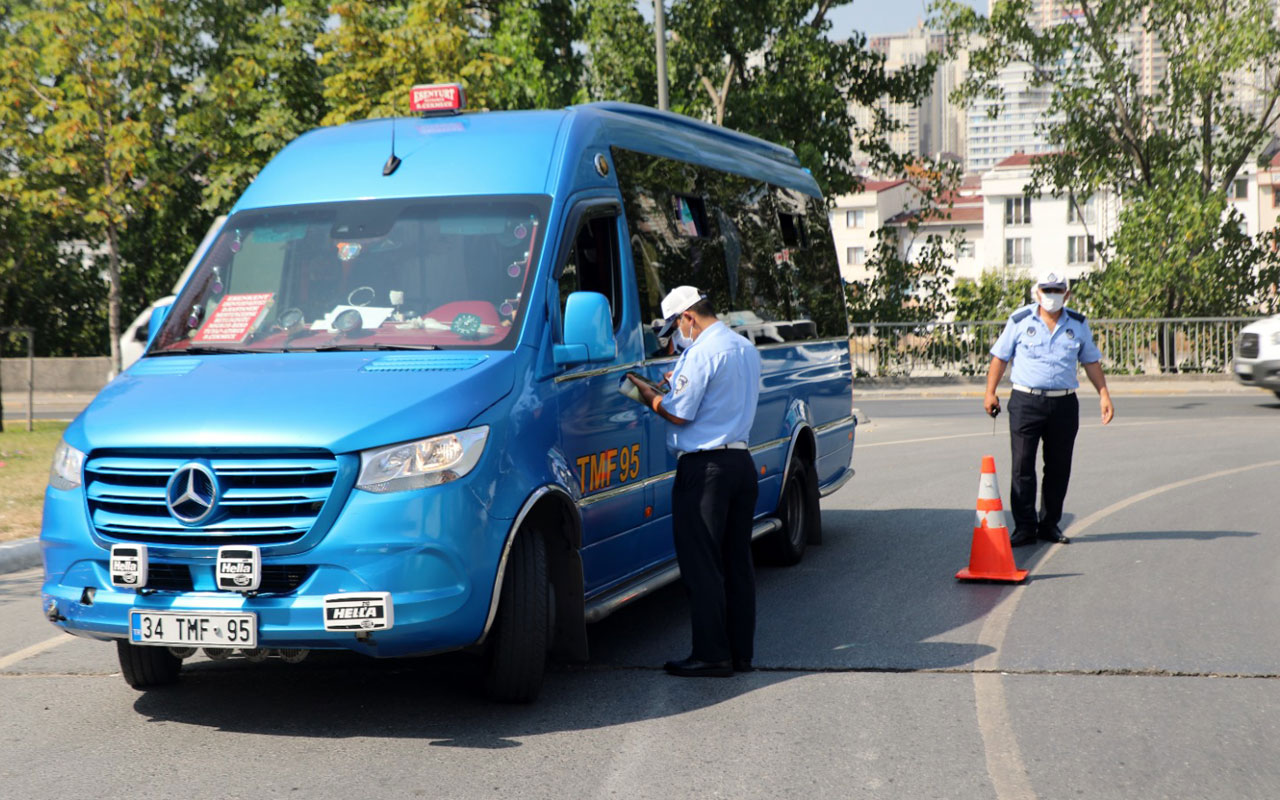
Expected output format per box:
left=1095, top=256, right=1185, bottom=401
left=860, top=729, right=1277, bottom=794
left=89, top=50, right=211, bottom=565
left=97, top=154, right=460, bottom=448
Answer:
left=1038, top=290, right=1065, bottom=313
left=671, top=327, right=693, bottom=352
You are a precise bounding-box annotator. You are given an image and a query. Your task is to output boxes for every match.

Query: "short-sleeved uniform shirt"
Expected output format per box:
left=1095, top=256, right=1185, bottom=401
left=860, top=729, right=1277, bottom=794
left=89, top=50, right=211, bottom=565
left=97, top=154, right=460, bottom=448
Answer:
left=990, top=304, right=1102, bottom=390
left=661, top=320, right=762, bottom=453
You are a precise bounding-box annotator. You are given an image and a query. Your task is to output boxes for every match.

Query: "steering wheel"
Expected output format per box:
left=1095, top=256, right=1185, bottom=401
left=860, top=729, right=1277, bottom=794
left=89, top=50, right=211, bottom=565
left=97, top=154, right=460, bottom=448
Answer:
left=347, top=285, right=375, bottom=307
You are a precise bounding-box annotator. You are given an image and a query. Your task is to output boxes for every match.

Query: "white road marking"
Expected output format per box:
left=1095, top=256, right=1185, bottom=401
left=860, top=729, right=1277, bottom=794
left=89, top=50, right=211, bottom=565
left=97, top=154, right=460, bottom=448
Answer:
left=858, top=418, right=1186, bottom=448
left=0, top=634, right=73, bottom=670
left=971, top=458, right=1280, bottom=800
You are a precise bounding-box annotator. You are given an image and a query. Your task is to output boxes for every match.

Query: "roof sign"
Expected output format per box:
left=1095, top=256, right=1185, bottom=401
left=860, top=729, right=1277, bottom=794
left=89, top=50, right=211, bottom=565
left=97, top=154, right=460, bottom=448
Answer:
left=410, top=83, right=465, bottom=115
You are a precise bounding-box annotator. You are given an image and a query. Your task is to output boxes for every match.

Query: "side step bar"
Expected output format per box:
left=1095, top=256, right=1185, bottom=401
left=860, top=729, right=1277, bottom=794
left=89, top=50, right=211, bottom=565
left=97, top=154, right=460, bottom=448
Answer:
left=819, top=467, right=854, bottom=498
left=583, top=517, right=782, bottom=624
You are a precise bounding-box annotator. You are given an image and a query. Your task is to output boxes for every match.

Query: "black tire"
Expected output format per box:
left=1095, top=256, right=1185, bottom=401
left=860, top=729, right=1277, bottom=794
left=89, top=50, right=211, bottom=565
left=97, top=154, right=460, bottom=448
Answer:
left=484, top=530, right=550, bottom=703
left=1273, top=391, right=1280, bottom=401
left=116, top=640, right=182, bottom=689
left=766, top=456, right=820, bottom=566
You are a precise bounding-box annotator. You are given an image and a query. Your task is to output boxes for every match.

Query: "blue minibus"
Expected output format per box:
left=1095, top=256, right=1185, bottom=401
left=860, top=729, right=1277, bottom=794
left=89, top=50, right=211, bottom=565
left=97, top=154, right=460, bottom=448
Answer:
left=40, top=92, right=855, bottom=701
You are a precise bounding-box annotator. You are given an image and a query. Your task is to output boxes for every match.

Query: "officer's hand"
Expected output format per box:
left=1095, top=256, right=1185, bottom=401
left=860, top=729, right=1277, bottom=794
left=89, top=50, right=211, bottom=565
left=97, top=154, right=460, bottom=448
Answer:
left=1099, top=391, right=1114, bottom=425
left=628, top=373, right=657, bottom=404
left=983, top=392, right=1001, bottom=418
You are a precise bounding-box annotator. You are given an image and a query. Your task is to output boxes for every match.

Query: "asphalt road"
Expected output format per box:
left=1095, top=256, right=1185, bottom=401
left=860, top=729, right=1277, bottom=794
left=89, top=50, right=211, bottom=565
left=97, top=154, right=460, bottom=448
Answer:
left=2, top=392, right=1279, bottom=799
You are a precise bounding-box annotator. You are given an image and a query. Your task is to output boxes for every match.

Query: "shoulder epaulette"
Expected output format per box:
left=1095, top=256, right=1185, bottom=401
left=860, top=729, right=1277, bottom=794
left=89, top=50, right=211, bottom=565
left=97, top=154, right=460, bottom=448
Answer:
left=1065, top=309, right=1085, bottom=323
left=1011, top=308, right=1032, bottom=323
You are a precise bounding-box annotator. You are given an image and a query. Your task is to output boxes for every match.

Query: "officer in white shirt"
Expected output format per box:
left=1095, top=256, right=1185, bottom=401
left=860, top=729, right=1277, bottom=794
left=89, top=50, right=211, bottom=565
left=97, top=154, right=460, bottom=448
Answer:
left=628, top=286, right=762, bottom=678
left=985, top=270, right=1115, bottom=546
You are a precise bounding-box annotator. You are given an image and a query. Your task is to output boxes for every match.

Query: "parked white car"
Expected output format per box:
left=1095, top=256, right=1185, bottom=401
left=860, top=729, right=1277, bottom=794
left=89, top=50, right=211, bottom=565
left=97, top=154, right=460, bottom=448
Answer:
left=1233, top=313, right=1280, bottom=399
left=119, top=216, right=225, bottom=370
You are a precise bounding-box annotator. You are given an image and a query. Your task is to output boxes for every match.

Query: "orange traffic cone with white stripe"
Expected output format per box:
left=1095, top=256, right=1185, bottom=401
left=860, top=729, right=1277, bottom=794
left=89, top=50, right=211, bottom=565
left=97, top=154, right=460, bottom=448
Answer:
left=956, top=456, right=1028, bottom=582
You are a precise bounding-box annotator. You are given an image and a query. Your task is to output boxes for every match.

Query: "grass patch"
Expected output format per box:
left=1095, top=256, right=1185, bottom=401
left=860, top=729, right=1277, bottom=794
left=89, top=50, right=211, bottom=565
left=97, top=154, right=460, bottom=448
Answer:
left=0, top=421, right=67, bottom=542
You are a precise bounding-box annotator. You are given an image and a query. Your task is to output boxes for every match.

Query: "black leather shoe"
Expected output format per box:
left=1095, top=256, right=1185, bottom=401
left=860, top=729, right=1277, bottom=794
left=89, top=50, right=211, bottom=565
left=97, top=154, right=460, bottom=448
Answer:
left=1038, top=525, right=1070, bottom=544
left=732, top=660, right=754, bottom=673
left=664, top=658, right=733, bottom=677
left=1009, top=528, right=1038, bottom=547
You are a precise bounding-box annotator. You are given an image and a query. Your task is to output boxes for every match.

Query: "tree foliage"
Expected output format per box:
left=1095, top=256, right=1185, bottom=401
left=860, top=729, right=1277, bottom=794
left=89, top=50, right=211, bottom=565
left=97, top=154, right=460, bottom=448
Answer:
left=1, top=0, right=954, bottom=355
left=0, top=0, right=194, bottom=370
left=937, top=0, right=1280, bottom=317
left=1091, top=180, right=1280, bottom=318
left=953, top=270, right=1031, bottom=321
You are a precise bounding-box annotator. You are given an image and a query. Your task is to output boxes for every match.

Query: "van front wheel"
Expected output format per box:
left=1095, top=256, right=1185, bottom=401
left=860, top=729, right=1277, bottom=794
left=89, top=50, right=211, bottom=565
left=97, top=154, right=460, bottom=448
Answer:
left=767, top=456, right=820, bottom=566
left=116, top=640, right=182, bottom=689
left=484, top=530, right=550, bottom=703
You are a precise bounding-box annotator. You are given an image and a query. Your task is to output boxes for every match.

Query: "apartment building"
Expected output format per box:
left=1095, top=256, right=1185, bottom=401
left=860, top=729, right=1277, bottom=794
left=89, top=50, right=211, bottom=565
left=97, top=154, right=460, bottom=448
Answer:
left=1255, top=152, right=1280, bottom=234
left=980, top=153, right=1119, bottom=284
left=828, top=180, right=921, bottom=282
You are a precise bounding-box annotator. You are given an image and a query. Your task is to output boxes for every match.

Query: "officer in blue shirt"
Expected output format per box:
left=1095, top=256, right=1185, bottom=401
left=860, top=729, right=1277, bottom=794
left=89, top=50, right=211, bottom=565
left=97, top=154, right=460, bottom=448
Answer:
left=984, top=270, right=1115, bottom=547
left=628, top=285, right=762, bottom=678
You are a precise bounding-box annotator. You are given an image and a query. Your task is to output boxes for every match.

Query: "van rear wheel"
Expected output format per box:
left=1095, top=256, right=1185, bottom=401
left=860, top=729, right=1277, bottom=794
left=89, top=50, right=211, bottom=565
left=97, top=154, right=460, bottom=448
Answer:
left=116, top=640, right=182, bottom=689
left=484, top=530, right=550, bottom=703
left=766, top=456, right=820, bottom=566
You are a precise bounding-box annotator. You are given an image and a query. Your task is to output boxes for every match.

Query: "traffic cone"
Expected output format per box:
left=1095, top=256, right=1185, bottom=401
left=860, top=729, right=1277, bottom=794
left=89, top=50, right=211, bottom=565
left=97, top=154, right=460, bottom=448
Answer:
left=956, top=456, right=1028, bottom=582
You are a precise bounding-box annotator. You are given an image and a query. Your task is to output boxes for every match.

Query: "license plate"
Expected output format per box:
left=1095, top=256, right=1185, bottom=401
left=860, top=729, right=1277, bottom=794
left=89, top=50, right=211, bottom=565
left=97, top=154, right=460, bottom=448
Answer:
left=1236, top=363, right=1253, bottom=376
left=129, top=610, right=257, bottom=647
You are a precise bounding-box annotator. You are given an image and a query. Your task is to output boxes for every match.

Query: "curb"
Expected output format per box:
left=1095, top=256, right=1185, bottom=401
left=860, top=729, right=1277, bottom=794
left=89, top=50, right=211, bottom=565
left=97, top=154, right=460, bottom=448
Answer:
left=0, top=538, right=40, bottom=575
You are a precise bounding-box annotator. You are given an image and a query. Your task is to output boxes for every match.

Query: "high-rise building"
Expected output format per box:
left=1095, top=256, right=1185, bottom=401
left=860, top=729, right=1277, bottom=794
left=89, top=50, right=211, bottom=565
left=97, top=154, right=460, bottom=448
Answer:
left=850, top=22, right=968, bottom=162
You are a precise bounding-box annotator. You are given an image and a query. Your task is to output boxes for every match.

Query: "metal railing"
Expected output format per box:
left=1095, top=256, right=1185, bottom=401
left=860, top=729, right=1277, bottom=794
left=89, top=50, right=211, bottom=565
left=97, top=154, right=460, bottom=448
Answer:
left=847, top=317, right=1258, bottom=378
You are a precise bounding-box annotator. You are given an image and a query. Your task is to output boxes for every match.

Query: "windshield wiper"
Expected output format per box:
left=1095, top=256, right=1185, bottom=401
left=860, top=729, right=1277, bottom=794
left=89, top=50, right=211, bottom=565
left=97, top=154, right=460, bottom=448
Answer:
left=290, top=342, right=441, bottom=352
left=149, top=346, right=282, bottom=356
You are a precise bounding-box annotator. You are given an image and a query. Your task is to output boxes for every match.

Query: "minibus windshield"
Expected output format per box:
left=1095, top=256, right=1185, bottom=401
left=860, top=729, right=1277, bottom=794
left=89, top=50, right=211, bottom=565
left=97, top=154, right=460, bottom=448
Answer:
left=148, top=195, right=550, bottom=354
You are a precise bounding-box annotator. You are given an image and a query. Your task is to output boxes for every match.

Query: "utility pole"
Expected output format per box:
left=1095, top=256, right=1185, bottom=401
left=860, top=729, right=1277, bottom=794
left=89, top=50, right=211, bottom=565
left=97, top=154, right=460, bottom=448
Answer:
left=654, top=0, right=669, bottom=111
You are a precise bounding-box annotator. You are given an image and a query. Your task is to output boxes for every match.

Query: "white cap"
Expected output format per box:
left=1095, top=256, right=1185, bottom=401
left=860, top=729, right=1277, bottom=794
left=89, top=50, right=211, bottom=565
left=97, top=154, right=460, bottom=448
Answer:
left=657, top=285, right=705, bottom=337
left=1035, top=270, right=1068, bottom=290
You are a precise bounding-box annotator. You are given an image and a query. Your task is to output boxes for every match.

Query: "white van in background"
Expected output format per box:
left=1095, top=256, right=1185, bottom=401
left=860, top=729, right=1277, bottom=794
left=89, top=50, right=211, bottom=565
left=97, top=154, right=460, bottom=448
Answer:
left=1232, top=313, right=1280, bottom=399
left=119, top=216, right=226, bottom=370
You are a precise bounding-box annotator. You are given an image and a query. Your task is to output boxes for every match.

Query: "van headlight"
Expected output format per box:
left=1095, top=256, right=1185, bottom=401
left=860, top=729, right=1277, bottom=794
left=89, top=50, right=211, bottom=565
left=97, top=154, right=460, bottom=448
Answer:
left=49, top=439, right=86, bottom=491
left=356, top=426, right=489, bottom=493
left=1272, top=331, right=1280, bottom=346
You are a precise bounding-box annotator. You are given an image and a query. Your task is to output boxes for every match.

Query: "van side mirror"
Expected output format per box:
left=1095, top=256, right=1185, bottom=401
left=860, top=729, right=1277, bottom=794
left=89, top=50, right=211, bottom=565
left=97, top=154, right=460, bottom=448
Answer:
left=553, top=291, right=616, bottom=366
left=146, top=302, right=172, bottom=348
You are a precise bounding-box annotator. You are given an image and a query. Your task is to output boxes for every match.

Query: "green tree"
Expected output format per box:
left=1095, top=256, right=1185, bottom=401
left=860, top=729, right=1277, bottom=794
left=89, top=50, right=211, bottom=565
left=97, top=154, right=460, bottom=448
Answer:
left=1091, top=179, right=1279, bottom=318
left=937, top=0, right=1280, bottom=318
left=482, top=0, right=584, bottom=109
left=180, top=0, right=330, bottom=213
left=0, top=0, right=194, bottom=372
left=953, top=270, right=1031, bottom=321
left=845, top=225, right=958, bottom=325
left=580, top=0, right=657, bottom=106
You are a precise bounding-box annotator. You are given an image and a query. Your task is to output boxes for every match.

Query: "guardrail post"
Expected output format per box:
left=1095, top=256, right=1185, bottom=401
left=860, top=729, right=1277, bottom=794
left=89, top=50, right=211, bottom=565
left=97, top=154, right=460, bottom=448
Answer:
left=26, top=330, right=34, bottom=432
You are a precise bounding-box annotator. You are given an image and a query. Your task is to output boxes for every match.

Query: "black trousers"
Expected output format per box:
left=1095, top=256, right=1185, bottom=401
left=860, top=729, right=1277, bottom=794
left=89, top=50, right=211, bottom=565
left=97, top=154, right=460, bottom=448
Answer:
left=1008, top=390, right=1080, bottom=533
left=671, top=448, right=759, bottom=663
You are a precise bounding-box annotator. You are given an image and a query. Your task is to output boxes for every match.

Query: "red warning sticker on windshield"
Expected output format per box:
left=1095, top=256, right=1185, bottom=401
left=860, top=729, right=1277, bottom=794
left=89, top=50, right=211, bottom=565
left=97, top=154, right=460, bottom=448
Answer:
left=195, top=293, right=273, bottom=343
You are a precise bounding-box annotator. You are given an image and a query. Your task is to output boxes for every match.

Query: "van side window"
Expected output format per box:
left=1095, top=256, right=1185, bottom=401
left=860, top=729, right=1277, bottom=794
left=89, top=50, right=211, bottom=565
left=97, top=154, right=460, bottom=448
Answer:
left=612, top=148, right=731, bottom=355
left=795, top=194, right=848, bottom=337
left=559, top=213, right=623, bottom=331
left=613, top=146, right=846, bottom=351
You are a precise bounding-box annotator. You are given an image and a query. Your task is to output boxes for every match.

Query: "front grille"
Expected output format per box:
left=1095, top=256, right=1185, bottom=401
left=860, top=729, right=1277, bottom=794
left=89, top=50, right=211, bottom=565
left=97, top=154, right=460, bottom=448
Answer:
left=1239, top=332, right=1259, bottom=359
left=86, top=453, right=338, bottom=547
left=146, top=562, right=195, bottom=592
left=141, top=563, right=315, bottom=594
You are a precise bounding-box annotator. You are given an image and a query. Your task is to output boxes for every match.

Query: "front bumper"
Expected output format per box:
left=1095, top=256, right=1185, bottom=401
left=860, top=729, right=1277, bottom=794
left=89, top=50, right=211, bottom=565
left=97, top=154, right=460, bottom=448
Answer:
left=39, top=479, right=512, bottom=658
left=1232, top=358, right=1280, bottom=391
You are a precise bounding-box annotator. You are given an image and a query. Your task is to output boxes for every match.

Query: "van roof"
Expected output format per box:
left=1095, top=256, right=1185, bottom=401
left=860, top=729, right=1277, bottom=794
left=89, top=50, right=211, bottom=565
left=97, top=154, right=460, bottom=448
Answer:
left=230, top=103, right=819, bottom=213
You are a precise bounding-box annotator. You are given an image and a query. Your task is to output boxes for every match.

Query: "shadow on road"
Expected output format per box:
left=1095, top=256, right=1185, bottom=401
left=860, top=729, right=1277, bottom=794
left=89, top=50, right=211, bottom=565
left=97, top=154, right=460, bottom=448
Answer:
left=127, top=505, right=1052, bottom=742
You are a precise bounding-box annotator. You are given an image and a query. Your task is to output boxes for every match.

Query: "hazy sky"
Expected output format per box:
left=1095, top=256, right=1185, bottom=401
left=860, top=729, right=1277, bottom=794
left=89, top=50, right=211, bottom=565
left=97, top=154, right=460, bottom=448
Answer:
left=635, top=2, right=988, bottom=39
left=826, top=0, right=985, bottom=37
